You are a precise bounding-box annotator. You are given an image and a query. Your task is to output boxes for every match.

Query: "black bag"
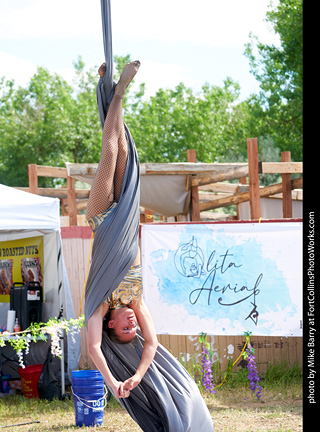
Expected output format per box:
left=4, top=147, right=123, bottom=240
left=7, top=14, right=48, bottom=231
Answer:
left=37, top=348, right=61, bottom=401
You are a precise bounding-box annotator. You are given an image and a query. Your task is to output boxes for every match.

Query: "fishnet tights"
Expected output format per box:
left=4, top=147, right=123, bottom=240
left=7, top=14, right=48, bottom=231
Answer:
left=86, top=94, right=128, bottom=220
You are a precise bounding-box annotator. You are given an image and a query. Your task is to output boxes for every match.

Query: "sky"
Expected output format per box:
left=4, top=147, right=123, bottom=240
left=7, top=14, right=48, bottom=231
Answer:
left=0, top=0, right=280, bottom=101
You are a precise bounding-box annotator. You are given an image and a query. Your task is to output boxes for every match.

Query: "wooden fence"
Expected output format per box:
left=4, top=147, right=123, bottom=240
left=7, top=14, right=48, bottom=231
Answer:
left=61, top=225, right=302, bottom=375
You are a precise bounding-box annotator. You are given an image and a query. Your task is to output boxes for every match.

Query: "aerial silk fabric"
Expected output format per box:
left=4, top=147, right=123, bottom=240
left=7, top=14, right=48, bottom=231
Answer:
left=84, top=1, right=214, bottom=430
left=101, top=329, right=214, bottom=432
left=96, top=0, right=115, bottom=128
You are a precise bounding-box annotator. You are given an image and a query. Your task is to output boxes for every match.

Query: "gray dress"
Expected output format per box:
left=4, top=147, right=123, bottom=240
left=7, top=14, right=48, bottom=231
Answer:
left=84, top=1, right=214, bottom=430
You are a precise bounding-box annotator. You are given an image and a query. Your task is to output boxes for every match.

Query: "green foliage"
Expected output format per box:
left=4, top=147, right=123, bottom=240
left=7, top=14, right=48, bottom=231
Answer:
left=0, top=0, right=302, bottom=187
left=0, top=58, right=102, bottom=187
left=126, top=78, right=255, bottom=164
left=0, top=315, right=85, bottom=368
left=263, top=361, right=302, bottom=387
left=244, top=0, right=302, bottom=160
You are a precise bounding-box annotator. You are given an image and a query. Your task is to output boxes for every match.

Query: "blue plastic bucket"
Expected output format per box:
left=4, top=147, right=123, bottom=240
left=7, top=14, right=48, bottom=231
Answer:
left=72, top=370, right=107, bottom=427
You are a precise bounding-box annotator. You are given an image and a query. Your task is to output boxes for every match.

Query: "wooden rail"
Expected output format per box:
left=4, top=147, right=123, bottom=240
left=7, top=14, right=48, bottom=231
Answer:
left=27, top=138, right=303, bottom=224
left=28, top=164, right=78, bottom=226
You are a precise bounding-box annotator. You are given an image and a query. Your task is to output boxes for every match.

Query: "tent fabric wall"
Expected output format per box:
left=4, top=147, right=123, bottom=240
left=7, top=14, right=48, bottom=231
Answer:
left=65, top=163, right=190, bottom=217
left=0, top=184, right=80, bottom=381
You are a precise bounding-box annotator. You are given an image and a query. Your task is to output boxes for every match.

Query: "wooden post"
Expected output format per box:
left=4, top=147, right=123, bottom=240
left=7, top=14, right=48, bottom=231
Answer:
left=67, top=176, right=77, bottom=226
left=247, top=138, right=261, bottom=220
left=281, top=151, right=293, bottom=218
left=187, top=149, right=200, bottom=221
left=28, top=164, right=38, bottom=194
left=236, top=176, right=247, bottom=220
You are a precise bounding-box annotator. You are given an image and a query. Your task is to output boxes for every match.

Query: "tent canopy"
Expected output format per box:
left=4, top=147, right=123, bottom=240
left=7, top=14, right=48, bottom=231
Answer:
left=0, top=184, right=60, bottom=231
left=0, top=183, right=79, bottom=381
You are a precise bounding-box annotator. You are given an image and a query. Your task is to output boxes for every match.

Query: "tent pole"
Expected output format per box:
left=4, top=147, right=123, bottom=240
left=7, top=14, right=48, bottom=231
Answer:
left=60, top=333, right=65, bottom=395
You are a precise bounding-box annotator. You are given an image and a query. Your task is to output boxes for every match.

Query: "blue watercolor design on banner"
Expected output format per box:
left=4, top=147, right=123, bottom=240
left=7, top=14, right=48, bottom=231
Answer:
left=149, top=224, right=296, bottom=332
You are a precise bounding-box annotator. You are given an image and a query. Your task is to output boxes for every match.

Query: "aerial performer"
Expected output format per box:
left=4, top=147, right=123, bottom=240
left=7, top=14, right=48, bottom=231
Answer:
left=84, top=1, right=214, bottom=430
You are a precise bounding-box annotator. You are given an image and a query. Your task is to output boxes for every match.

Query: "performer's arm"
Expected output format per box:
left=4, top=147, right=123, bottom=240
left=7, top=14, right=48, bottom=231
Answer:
left=88, top=304, right=128, bottom=398
left=123, top=299, right=158, bottom=391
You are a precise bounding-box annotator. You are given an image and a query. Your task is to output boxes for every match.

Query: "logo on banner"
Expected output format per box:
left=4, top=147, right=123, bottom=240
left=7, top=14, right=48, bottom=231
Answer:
left=174, top=236, right=261, bottom=325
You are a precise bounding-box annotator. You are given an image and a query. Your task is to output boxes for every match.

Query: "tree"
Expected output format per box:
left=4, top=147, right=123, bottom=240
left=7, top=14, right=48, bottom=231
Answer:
left=126, top=78, right=255, bottom=164
left=244, top=0, right=302, bottom=160
left=0, top=58, right=102, bottom=187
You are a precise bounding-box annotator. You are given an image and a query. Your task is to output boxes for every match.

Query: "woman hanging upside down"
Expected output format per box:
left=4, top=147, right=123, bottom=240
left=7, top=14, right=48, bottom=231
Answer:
left=86, top=60, right=156, bottom=400
left=84, top=59, right=213, bottom=432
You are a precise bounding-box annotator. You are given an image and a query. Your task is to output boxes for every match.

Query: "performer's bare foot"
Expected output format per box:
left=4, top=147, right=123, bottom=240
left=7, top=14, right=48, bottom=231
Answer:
left=98, top=63, right=106, bottom=78
left=115, top=61, right=140, bottom=97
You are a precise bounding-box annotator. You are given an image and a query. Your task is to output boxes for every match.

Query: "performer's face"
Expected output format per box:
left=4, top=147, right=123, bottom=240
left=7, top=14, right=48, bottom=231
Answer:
left=108, top=307, right=137, bottom=342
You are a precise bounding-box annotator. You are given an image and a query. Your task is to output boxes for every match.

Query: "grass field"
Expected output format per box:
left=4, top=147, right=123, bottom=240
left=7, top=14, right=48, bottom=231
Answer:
left=0, top=363, right=303, bottom=432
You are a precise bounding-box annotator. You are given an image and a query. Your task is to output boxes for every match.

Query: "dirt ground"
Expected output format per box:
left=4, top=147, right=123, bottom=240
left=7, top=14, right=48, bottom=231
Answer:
left=206, top=387, right=303, bottom=432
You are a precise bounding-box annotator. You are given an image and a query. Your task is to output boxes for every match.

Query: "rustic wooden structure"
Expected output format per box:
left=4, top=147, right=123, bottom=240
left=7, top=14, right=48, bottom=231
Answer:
left=25, top=139, right=303, bottom=224
left=22, top=139, right=303, bottom=375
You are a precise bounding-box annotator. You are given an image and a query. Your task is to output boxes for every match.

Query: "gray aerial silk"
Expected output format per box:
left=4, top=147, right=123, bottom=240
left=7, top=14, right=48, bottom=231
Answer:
left=84, top=1, right=214, bottom=430
left=96, top=0, right=115, bottom=128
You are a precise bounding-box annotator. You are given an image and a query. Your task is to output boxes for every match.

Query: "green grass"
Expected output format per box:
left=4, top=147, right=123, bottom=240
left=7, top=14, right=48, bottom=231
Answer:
left=0, top=363, right=303, bottom=432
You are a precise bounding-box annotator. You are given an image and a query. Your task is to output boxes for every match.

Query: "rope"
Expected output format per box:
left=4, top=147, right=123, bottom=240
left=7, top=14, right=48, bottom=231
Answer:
left=215, top=338, right=248, bottom=389
left=79, top=231, right=94, bottom=318
left=71, top=385, right=108, bottom=411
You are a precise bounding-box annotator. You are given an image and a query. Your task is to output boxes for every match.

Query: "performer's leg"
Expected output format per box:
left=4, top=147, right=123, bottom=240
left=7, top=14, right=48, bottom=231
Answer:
left=86, top=60, right=140, bottom=220
left=86, top=94, right=124, bottom=219
left=114, top=128, right=128, bottom=202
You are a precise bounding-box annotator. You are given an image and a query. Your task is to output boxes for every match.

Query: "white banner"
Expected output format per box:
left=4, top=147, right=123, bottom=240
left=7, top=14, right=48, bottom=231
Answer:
left=141, top=221, right=302, bottom=336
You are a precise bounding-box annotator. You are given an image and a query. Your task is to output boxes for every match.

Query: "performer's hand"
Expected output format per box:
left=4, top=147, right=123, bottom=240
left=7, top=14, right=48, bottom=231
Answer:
left=112, top=381, right=130, bottom=399
left=98, top=63, right=106, bottom=78
left=123, top=374, right=141, bottom=392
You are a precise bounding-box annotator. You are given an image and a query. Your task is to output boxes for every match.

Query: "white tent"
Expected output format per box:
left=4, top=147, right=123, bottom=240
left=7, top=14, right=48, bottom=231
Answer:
left=0, top=183, right=80, bottom=387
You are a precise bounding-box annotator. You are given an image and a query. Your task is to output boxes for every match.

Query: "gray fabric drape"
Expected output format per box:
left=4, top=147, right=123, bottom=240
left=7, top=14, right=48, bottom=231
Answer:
left=96, top=0, right=116, bottom=128
left=84, top=1, right=214, bottom=430
left=101, top=330, right=214, bottom=432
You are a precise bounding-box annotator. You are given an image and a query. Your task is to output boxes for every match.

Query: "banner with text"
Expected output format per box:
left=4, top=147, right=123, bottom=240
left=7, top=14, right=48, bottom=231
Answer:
left=141, top=222, right=302, bottom=336
left=0, top=236, right=44, bottom=303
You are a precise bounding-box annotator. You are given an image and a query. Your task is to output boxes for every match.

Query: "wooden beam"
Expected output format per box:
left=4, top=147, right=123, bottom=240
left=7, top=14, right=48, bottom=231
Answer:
left=187, top=149, right=200, bottom=221
left=16, top=187, right=90, bottom=200
left=199, top=183, right=240, bottom=193
left=260, top=162, right=303, bottom=174
left=35, top=165, right=68, bottom=178
left=247, top=138, right=261, bottom=220
left=63, top=199, right=88, bottom=213
left=67, top=176, right=77, bottom=226
left=141, top=162, right=249, bottom=175
left=67, top=162, right=250, bottom=178
left=191, top=165, right=249, bottom=187
left=28, top=164, right=38, bottom=194
left=199, top=176, right=303, bottom=212
left=67, top=161, right=301, bottom=177
left=281, top=151, right=292, bottom=218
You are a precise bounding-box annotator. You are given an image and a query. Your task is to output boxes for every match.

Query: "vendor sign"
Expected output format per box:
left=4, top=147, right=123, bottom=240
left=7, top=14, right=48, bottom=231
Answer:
left=0, top=236, right=44, bottom=302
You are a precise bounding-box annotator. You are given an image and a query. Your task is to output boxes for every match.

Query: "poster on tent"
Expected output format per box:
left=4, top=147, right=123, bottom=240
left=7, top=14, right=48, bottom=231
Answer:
left=141, top=222, right=302, bottom=337
left=0, top=236, right=44, bottom=303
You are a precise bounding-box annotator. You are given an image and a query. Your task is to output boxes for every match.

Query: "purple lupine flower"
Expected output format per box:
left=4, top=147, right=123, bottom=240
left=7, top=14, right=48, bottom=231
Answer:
left=245, top=342, right=262, bottom=400
left=201, top=346, right=217, bottom=395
